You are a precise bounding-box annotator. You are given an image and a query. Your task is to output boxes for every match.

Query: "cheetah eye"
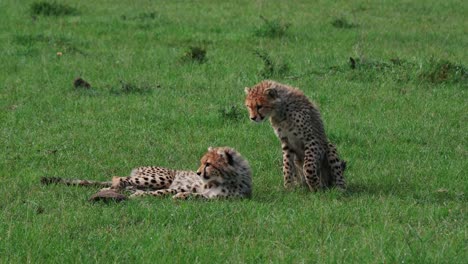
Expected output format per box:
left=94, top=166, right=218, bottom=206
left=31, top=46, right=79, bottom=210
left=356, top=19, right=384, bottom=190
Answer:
left=205, top=163, right=211, bottom=167
left=257, top=105, right=262, bottom=110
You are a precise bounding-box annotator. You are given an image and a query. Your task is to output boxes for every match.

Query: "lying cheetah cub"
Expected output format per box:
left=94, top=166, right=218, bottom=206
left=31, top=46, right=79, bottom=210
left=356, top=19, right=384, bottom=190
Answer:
left=244, top=80, right=346, bottom=191
left=42, top=147, right=252, bottom=200
left=129, top=146, right=252, bottom=199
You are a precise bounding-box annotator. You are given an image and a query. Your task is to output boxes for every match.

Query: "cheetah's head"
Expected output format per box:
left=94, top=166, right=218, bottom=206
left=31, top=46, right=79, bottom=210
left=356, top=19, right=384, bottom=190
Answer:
left=196, top=147, right=237, bottom=184
left=244, top=81, right=279, bottom=122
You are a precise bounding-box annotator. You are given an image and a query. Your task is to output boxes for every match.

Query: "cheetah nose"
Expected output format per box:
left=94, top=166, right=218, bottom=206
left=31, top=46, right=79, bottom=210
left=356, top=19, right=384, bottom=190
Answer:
left=196, top=171, right=201, bottom=176
left=250, top=117, right=256, bottom=121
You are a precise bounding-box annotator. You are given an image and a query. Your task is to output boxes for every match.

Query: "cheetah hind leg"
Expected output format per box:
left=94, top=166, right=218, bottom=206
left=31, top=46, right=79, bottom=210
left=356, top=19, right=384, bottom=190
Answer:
left=326, top=143, right=347, bottom=191
left=303, top=144, right=324, bottom=192
left=111, top=167, right=176, bottom=192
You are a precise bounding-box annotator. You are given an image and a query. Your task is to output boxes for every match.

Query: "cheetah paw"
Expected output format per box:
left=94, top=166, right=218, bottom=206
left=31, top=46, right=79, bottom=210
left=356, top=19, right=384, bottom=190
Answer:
left=88, top=190, right=127, bottom=203
left=335, top=186, right=347, bottom=193
left=173, top=192, right=190, bottom=200
left=129, top=190, right=146, bottom=198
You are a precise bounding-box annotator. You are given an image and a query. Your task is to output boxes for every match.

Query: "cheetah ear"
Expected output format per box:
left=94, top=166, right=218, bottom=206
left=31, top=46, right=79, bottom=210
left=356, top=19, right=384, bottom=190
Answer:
left=264, top=88, right=277, bottom=99
left=208, top=146, right=214, bottom=152
left=224, top=149, right=234, bottom=165
left=217, top=149, right=234, bottom=165
left=226, top=150, right=234, bottom=165
left=244, top=87, right=250, bottom=94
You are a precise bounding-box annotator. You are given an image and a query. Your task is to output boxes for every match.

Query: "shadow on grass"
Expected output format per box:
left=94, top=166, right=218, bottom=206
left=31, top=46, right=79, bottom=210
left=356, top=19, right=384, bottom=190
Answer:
left=30, top=1, right=79, bottom=17
left=120, top=11, right=171, bottom=30
left=254, top=16, right=291, bottom=38
left=218, top=105, right=243, bottom=122
left=14, top=34, right=86, bottom=55
left=109, top=80, right=160, bottom=95
left=320, top=56, right=467, bottom=85
left=343, top=182, right=466, bottom=204
left=180, top=46, right=207, bottom=63
left=121, top=11, right=158, bottom=21
left=331, top=17, right=358, bottom=29
left=419, top=58, right=467, bottom=84
left=254, top=50, right=290, bottom=79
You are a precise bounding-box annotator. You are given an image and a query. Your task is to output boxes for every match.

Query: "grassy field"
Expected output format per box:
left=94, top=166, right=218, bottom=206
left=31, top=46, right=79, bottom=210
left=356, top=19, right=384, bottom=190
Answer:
left=0, top=0, right=466, bottom=262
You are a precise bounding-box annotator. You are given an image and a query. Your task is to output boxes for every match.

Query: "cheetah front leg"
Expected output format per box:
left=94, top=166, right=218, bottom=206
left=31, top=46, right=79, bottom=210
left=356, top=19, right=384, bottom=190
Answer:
left=172, top=192, right=206, bottom=200
left=173, top=192, right=244, bottom=200
left=281, top=140, right=296, bottom=189
left=303, top=143, right=323, bottom=192
left=129, top=189, right=178, bottom=198
left=294, top=158, right=306, bottom=186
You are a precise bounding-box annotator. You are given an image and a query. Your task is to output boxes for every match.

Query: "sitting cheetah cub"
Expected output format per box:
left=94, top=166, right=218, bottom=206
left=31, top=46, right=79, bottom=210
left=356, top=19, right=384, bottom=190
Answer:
left=42, top=147, right=252, bottom=200
left=244, top=80, right=346, bottom=191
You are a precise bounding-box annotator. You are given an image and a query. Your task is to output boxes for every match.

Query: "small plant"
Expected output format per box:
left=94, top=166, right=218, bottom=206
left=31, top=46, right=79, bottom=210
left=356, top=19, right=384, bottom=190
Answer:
left=14, top=34, right=48, bottom=46
left=110, top=80, right=158, bottom=95
left=348, top=57, right=390, bottom=70
left=345, top=57, right=467, bottom=84
left=255, top=50, right=290, bottom=78
left=120, top=11, right=169, bottom=30
left=121, top=11, right=158, bottom=21
left=181, top=46, right=207, bottom=63
left=218, top=105, right=243, bottom=121
left=30, top=1, right=78, bottom=16
left=325, top=56, right=416, bottom=83
left=14, top=34, right=85, bottom=55
left=53, top=36, right=84, bottom=54
left=73, top=77, right=91, bottom=89
left=420, top=59, right=467, bottom=84
left=331, top=17, right=358, bottom=29
left=15, top=34, right=86, bottom=54
left=255, top=16, right=291, bottom=38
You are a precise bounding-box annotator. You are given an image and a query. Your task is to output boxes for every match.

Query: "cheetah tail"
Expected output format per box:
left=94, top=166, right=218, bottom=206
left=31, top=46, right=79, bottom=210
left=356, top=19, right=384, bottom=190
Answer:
left=40, top=177, right=112, bottom=187
left=341, top=160, right=347, bottom=171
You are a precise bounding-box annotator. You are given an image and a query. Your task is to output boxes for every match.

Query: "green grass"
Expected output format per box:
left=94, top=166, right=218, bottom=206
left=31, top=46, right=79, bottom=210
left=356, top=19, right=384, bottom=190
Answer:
left=1, top=0, right=467, bottom=263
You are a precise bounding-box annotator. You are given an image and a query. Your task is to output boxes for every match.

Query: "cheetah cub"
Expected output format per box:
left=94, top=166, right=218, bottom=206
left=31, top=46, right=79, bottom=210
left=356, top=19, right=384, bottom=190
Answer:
left=128, top=146, right=252, bottom=199
left=42, top=147, right=253, bottom=200
left=244, top=80, right=346, bottom=191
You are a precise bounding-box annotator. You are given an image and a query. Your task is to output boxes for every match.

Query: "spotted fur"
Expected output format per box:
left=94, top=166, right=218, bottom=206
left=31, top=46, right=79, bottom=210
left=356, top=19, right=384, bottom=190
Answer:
left=125, top=146, right=253, bottom=199
left=128, top=147, right=252, bottom=199
left=41, top=147, right=252, bottom=200
left=244, top=80, right=346, bottom=191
